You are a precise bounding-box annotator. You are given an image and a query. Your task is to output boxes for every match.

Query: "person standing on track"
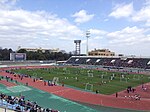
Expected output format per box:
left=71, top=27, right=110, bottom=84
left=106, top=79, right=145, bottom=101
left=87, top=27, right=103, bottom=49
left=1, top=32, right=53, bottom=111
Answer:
left=116, top=92, right=118, bottom=98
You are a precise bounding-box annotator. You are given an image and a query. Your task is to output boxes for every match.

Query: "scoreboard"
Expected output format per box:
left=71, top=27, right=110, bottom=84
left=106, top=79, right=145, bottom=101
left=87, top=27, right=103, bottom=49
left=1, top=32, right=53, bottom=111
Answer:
left=10, top=53, right=26, bottom=61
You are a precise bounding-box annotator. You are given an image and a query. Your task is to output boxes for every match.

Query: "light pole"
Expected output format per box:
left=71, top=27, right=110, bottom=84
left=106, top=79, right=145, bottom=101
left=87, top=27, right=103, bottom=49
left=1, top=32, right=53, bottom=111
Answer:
left=86, top=30, right=90, bottom=56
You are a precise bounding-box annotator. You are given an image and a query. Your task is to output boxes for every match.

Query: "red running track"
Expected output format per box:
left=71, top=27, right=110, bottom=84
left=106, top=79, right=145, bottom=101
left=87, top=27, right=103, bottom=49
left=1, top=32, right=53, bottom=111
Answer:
left=0, top=79, right=16, bottom=87
left=0, top=67, right=150, bottom=111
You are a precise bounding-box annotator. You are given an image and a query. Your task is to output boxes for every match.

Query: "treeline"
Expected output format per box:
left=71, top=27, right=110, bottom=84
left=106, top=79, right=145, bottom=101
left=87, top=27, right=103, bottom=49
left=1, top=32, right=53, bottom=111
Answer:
left=0, top=48, right=72, bottom=61
left=0, top=48, right=13, bottom=60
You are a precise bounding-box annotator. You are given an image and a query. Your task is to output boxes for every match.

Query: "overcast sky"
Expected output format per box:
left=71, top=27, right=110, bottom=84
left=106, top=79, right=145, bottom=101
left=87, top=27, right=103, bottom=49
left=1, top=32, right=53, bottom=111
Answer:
left=0, top=0, right=150, bottom=56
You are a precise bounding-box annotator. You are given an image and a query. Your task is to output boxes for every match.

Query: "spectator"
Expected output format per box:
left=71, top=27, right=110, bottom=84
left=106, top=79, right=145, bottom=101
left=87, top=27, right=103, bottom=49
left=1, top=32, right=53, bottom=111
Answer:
left=15, top=106, right=21, bottom=112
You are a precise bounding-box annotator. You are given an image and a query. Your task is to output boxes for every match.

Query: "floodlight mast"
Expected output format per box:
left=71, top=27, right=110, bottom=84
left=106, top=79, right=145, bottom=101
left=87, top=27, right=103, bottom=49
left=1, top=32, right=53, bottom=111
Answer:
left=86, top=30, right=90, bottom=56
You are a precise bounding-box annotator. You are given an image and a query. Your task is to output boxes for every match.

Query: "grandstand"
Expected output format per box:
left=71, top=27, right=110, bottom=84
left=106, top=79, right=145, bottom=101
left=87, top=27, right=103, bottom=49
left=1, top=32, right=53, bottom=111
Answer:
left=66, top=56, right=150, bottom=69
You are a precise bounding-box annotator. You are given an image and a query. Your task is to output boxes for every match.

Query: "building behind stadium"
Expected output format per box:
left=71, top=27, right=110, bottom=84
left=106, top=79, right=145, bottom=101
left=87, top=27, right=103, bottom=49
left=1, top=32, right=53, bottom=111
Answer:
left=88, top=49, right=115, bottom=56
left=17, top=46, right=59, bottom=53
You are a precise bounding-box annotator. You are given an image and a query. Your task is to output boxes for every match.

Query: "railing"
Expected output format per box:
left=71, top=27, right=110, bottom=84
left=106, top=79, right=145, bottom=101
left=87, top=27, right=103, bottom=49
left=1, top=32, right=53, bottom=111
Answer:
left=0, top=108, right=15, bottom=112
left=0, top=99, right=23, bottom=112
left=0, top=98, right=60, bottom=112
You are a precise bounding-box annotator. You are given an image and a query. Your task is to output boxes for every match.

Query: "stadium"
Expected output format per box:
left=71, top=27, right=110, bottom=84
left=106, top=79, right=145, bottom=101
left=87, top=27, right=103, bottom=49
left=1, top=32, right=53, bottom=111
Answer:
left=0, top=51, right=150, bottom=112
left=0, top=0, right=150, bottom=112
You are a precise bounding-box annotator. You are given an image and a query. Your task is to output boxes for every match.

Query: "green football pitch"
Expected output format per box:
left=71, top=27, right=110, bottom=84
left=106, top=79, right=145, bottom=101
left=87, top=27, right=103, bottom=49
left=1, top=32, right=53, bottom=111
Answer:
left=11, top=66, right=150, bottom=95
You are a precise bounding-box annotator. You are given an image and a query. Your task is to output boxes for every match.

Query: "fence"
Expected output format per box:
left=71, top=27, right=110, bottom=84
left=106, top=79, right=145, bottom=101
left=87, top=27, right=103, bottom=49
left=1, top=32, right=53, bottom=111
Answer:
left=0, top=99, right=22, bottom=112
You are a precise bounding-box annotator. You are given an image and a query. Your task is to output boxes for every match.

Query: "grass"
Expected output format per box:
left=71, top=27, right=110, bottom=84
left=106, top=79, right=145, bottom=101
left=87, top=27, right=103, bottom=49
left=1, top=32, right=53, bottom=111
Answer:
left=11, top=66, right=150, bottom=95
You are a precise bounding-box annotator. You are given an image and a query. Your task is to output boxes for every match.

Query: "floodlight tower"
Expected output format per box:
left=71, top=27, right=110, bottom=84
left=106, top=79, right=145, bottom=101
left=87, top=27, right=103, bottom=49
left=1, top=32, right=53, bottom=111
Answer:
left=74, top=40, right=81, bottom=55
left=86, top=30, right=90, bottom=56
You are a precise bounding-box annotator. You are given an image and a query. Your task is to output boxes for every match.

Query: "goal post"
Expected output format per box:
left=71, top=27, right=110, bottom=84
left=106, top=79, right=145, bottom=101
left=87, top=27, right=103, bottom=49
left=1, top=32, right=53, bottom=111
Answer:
left=88, top=73, right=93, bottom=77
left=85, top=83, right=93, bottom=91
left=52, top=77, right=59, bottom=85
left=133, top=75, right=140, bottom=80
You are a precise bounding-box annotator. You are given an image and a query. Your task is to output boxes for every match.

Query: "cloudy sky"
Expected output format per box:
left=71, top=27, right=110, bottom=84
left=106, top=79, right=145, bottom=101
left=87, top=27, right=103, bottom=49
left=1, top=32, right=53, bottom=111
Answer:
left=0, top=0, right=150, bottom=56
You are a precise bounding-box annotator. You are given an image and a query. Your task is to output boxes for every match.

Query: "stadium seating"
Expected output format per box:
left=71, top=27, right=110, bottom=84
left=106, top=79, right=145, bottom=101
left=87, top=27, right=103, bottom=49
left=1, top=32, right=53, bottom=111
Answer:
left=0, top=93, right=59, bottom=112
left=66, top=56, right=150, bottom=69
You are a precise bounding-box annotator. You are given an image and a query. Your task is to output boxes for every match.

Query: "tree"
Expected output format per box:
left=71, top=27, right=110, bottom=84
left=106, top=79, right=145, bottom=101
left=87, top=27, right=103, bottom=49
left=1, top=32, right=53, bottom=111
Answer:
left=17, top=49, right=27, bottom=53
left=0, top=48, right=13, bottom=60
left=0, top=47, right=72, bottom=61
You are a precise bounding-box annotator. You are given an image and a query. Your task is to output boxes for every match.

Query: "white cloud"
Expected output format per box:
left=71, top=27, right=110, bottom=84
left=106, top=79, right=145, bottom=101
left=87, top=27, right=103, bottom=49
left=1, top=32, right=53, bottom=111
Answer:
left=109, top=1, right=150, bottom=26
left=0, top=0, right=150, bottom=56
left=93, top=36, right=103, bottom=39
left=132, top=0, right=150, bottom=26
left=89, top=29, right=107, bottom=35
left=72, top=10, right=94, bottom=24
left=0, top=0, right=17, bottom=10
left=0, top=2, right=83, bottom=50
left=109, top=3, right=134, bottom=18
left=86, top=26, right=150, bottom=56
left=107, top=26, right=147, bottom=45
